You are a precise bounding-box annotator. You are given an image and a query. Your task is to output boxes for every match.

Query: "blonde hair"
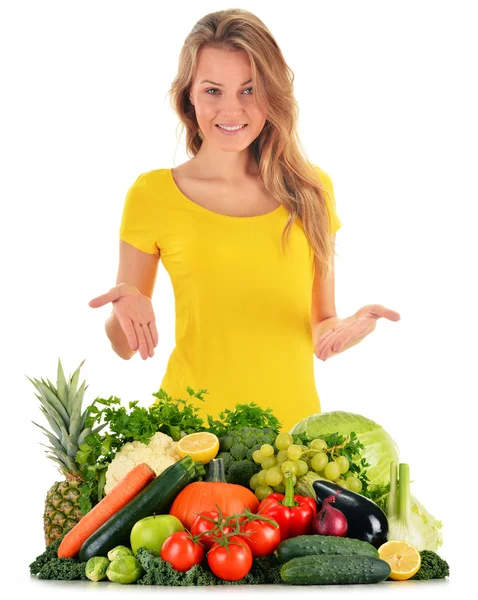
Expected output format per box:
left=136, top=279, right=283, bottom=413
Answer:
left=167, top=8, right=336, bottom=278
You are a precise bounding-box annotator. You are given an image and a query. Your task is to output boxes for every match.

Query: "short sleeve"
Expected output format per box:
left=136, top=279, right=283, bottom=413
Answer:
left=119, top=173, right=159, bottom=254
left=313, top=164, right=342, bottom=235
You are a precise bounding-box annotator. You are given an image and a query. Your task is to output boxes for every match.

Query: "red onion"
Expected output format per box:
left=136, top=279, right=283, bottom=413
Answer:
left=312, top=494, right=348, bottom=537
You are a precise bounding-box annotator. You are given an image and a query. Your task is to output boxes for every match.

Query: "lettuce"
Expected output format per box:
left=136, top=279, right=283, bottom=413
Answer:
left=289, top=411, right=400, bottom=485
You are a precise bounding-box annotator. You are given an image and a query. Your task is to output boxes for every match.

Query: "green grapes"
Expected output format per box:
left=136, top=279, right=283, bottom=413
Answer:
left=311, top=452, right=328, bottom=472
left=295, top=459, right=309, bottom=477
left=309, top=438, right=328, bottom=452
left=324, top=461, right=341, bottom=480
left=255, top=485, right=273, bottom=501
left=261, top=444, right=275, bottom=457
left=274, top=483, right=286, bottom=493
left=275, top=432, right=293, bottom=450
left=252, top=450, right=264, bottom=464
left=265, top=467, right=283, bottom=487
left=276, top=450, right=289, bottom=464
left=249, top=473, right=259, bottom=490
left=335, top=456, right=350, bottom=474
left=287, top=444, right=302, bottom=461
left=261, top=456, right=277, bottom=470
left=280, top=460, right=297, bottom=475
left=346, top=475, right=363, bottom=493
left=257, top=469, right=269, bottom=487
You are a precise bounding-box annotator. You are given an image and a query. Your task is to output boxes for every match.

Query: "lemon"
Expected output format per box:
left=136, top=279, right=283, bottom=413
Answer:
left=378, top=540, right=421, bottom=581
left=177, top=432, right=220, bottom=464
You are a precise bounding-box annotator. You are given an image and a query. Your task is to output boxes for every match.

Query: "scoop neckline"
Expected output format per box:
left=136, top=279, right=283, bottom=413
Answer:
left=168, top=167, right=285, bottom=221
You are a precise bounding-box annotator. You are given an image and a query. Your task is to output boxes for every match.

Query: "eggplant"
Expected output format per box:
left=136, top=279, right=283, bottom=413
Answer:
left=312, top=480, right=388, bottom=549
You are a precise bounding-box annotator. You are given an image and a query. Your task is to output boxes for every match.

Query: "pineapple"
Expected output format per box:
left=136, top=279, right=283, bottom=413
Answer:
left=27, top=358, right=102, bottom=546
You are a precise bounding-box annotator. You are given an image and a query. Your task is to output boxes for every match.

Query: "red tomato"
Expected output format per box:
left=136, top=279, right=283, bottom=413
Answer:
left=190, top=510, right=234, bottom=549
left=160, top=532, right=205, bottom=572
left=242, top=519, right=281, bottom=557
left=207, top=535, right=253, bottom=581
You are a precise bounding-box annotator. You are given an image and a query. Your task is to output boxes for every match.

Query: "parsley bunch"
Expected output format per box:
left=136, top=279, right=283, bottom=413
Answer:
left=206, top=402, right=282, bottom=437
left=76, top=387, right=208, bottom=512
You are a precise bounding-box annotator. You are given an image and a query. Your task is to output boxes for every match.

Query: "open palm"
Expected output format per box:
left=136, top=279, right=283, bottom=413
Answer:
left=315, top=304, right=401, bottom=361
left=89, top=283, right=158, bottom=359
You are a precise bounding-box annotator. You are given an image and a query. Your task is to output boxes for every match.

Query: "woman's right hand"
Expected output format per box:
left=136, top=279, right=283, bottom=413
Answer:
left=88, top=282, right=158, bottom=360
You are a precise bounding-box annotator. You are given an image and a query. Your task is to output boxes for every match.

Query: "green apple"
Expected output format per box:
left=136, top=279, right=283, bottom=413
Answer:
left=130, top=514, right=184, bottom=554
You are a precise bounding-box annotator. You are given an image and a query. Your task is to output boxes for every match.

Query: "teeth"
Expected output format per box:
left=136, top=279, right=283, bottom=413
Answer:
left=218, top=124, right=246, bottom=131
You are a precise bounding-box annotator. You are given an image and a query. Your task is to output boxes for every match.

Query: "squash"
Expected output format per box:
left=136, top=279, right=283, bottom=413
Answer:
left=169, top=457, right=259, bottom=529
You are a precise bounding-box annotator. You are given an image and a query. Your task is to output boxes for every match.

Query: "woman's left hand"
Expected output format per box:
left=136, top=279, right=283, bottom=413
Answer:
left=314, top=304, right=401, bottom=361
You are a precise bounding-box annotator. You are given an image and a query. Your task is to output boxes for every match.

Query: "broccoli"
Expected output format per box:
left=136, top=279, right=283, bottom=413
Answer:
left=209, top=426, right=277, bottom=487
left=227, top=460, right=260, bottom=486
left=230, top=443, right=248, bottom=461
left=410, top=550, right=450, bottom=580
left=29, top=538, right=88, bottom=581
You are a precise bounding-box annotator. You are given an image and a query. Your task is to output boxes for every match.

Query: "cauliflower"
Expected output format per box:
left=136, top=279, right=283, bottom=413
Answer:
left=104, top=432, right=181, bottom=494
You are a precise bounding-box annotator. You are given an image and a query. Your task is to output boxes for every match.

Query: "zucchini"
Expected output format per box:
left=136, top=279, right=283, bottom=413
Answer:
left=280, top=554, right=391, bottom=585
left=79, top=456, right=204, bottom=562
left=275, top=534, right=379, bottom=564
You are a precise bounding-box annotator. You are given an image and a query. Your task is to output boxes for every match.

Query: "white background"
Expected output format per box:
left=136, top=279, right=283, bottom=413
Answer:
left=1, top=0, right=476, bottom=598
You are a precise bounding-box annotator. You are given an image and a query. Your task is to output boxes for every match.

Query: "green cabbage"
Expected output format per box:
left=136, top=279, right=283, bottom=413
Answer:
left=289, top=411, right=400, bottom=485
left=410, top=493, right=444, bottom=551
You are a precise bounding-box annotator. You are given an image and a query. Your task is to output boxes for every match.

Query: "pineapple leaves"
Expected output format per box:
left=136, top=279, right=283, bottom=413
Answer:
left=26, top=375, right=71, bottom=429
left=65, top=358, right=86, bottom=414
left=68, top=379, right=89, bottom=443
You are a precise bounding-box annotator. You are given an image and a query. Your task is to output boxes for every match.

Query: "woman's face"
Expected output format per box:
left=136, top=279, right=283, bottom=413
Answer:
left=189, top=46, right=267, bottom=151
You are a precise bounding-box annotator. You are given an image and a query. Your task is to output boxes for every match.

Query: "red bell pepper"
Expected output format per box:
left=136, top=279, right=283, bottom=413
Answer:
left=257, top=472, right=317, bottom=540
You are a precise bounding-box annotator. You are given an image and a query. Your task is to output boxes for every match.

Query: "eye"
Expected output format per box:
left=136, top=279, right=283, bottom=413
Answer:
left=205, top=87, right=253, bottom=95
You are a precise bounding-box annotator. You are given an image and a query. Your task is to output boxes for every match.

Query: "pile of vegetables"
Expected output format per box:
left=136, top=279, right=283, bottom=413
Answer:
left=29, top=385, right=449, bottom=586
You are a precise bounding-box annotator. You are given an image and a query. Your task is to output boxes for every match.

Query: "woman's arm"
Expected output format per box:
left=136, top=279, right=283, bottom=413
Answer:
left=311, top=235, right=401, bottom=360
left=311, top=235, right=362, bottom=358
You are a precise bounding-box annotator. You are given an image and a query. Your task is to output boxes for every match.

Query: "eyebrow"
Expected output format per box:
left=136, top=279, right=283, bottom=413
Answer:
left=200, top=78, right=252, bottom=87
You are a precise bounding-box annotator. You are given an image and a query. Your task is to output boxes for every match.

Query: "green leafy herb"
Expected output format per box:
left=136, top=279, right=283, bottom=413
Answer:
left=206, top=402, right=282, bottom=437
left=75, top=387, right=208, bottom=511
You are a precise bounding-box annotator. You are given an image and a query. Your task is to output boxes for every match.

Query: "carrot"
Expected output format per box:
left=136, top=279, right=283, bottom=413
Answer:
left=57, top=463, right=156, bottom=558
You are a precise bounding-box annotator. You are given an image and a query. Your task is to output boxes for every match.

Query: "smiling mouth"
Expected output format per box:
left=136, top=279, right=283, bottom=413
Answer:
left=216, top=124, right=248, bottom=131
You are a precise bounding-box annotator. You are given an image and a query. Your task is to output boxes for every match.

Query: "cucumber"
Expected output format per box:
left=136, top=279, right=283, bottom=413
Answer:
left=79, top=456, right=203, bottom=562
left=280, top=554, right=391, bottom=585
left=275, top=534, right=379, bottom=564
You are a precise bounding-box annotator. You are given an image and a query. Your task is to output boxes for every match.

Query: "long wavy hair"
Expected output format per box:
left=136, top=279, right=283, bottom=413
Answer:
left=167, top=8, right=336, bottom=278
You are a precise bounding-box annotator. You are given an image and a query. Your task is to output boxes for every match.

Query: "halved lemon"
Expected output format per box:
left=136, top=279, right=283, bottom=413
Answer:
left=177, top=432, right=220, bottom=464
left=378, top=540, right=421, bottom=581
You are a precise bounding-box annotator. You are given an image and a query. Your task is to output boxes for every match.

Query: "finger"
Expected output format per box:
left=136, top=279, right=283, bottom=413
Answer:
left=148, top=320, right=159, bottom=347
left=88, top=287, right=122, bottom=308
left=116, top=313, right=138, bottom=351
left=316, top=333, right=339, bottom=361
left=141, top=323, right=155, bottom=358
left=133, top=321, right=148, bottom=360
left=315, top=325, right=344, bottom=355
left=361, top=304, right=401, bottom=321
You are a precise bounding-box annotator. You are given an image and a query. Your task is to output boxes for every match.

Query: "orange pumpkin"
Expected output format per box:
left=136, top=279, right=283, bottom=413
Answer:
left=169, top=457, right=259, bottom=530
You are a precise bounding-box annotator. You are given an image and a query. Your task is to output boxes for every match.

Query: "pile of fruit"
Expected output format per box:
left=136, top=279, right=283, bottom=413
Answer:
left=28, top=359, right=449, bottom=586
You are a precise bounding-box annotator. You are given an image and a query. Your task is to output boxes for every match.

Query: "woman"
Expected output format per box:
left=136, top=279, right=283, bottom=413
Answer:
left=88, top=9, right=400, bottom=432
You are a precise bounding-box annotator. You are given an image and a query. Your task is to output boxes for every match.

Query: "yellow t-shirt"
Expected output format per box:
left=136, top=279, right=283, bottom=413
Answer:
left=119, top=165, right=342, bottom=432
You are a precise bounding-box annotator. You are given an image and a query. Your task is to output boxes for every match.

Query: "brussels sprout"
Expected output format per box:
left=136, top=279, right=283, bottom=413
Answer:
left=107, top=545, right=134, bottom=561
left=85, top=556, right=110, bottom=582
left=106, top=556, right=143, bottom=584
